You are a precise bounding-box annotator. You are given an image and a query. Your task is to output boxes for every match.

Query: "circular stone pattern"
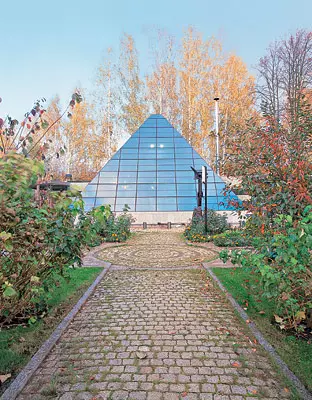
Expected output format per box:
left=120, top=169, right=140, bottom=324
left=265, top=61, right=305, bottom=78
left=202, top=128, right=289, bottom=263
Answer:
left=98, top=244, right=216, bottom=267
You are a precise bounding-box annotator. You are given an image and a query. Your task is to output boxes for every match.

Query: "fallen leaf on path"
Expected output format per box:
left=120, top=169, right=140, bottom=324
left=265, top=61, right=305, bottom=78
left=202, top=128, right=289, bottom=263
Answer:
left=0, top=374, right=11, bottom=384
left=274, top=314, right=283, bottom=324
left=284, top=388, right=289, bottom=393
left=19, top=337, right=26, bottom=342
left=169, top=331, right=176, bottom=335
left=232, top=362, right=241, bottom=368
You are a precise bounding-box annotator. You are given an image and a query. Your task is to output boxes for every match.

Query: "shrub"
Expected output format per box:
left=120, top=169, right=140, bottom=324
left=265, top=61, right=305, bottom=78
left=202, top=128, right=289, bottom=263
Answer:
left=184, top=210, right=228, bottom=242
left=84, top=204, right=133, bottom=246
left=0, top=153, right=88, bottom=326
left=220, top=208, right=312, bottom=331
left=213, top=230, right=252, bottom=247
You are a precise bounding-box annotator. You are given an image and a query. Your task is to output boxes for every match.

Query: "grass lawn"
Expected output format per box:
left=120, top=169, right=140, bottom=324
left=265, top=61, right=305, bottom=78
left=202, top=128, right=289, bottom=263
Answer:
left=0, top=267, right=102, bottom=384
left=212, top=267, right=312, bottom=393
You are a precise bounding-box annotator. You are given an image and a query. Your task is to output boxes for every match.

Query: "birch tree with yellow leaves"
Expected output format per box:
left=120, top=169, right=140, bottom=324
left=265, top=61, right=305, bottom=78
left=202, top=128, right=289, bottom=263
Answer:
left=145, top=29, right=179, bottom=126
left=118, top=34, right=148, bottom=134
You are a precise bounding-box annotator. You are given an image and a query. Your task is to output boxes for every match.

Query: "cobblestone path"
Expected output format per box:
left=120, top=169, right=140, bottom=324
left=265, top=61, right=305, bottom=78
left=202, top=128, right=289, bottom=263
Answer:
left=17, top=267, right=291, bottom=400
left=97, top=231, right=216, bottom=267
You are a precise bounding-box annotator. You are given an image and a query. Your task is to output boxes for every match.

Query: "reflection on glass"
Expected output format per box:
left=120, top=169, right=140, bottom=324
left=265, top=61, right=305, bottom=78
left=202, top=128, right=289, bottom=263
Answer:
left=82, top=114, right=240, bottom=213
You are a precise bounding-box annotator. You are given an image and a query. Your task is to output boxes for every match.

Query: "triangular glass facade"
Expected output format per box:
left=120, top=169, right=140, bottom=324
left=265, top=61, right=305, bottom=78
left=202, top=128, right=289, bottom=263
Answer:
left=82, top=114, right=239, bottom=212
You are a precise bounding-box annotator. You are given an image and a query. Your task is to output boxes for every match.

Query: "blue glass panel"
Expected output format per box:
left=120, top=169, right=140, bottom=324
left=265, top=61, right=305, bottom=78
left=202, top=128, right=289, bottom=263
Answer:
left=177, top=184, right=196, bottom=196
left=117, top=183, right=136, bottom=190
left=115, top=197, right=135, bottom=205
left=137, top=177, right=156, bottom=183
left=157, top=171, right=175, bottom=178
left=97, top=186, right=117, bottom=196
left=175, top=161, right=194, bottom=171
left=157, top=148, right=174, bottom=159
left=119, top=159, right=138, bottom=166
left=122, top=138, right=139, bottom=148
left=175, top=148, right=193, bottom=158
left=141, top=120, right=157, bottom=128
left=138, top=164, right=156, bottom=172
left=138, top=171, right=156, bottom=179
left=173, top=129, right=182, bottom=137
left=119, top=160, right=138, bottom=171
left=176, top=170, right=194, bottom=177
left=157, top=197, right=177, bottom=211
left=84, top=185, right=97, bottom=196
left=157, top=127, right=174, bottom=136
left=110, top=151, right=120, bottom=160
left=118, top=171, right=137, bottom=184
left=157, top=176, right=176, bottom=184
left=207, top=183, right=217, bottom=192
left=95, top=198, right=115, bottom=207
left=136, top=198, right=156, bottom=211
left=176, top=176, right=195, bottom=183
left=192, top=149, right=203, bottom=159
left=99, top=172, right=118, bottom=184
left=157, top=138, right=174, bottom=147
left=139, top=137, right=156, bottom=148
left=174, top=137, right=189, bottom=147
left=83, top=198, right=96, bottom=207
left=131, top=130, right=140, bottom=138
left=157, top=163, right=175, bottom=171
left=102, top=160, right=119, bottom=171
left=157, top=119, right=171, bottom=127
left=138, top=159, right=156, bottom=166
left=177, top=197, right=197, bottom=211
left=139, top=149, right=156, bottom=159
left=121, top=149, right=139, bottom=159
left=137, top=183, right=156, bottom=196
left=157, top=184, right=176, bottom=196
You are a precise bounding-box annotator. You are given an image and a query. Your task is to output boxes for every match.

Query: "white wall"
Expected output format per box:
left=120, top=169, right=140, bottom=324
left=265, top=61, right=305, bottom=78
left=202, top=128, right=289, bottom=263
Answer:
left=115, top=210, right=243, bottom=226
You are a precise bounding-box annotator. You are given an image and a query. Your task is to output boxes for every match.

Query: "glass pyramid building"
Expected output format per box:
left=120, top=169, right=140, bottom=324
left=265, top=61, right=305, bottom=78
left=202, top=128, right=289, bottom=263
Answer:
left=82, top=114, right=239, bottom=212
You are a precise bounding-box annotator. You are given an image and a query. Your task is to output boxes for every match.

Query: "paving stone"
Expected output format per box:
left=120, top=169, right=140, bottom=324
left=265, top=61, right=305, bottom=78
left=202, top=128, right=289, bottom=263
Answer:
left=16, top=232, right=291, bottom=400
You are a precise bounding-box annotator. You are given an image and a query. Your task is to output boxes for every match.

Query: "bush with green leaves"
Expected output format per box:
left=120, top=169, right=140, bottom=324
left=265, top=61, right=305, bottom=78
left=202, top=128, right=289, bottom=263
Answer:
left=220, top=208, right=312, bottom=330
left=184, top=210, right=228, bottom=242
left=84, top=204, right=133, bottom=246
left=212, top=230, right=252, bottom=247
left=0, top=153, right=89, bottom=326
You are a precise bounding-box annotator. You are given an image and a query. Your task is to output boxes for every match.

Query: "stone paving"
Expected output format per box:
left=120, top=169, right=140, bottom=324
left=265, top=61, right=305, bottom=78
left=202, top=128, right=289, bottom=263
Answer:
left=17, top=262, right=291, bottom=399
left=97, top=231, right=217, bottom=268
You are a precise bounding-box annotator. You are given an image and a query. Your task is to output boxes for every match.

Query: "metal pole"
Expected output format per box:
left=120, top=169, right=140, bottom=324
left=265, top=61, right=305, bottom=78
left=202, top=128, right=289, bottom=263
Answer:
left=214, top=97, right=220, bottom=175
left=202, top=166, right=208, bottom=234
left=204, top=174, right=208, bottom=234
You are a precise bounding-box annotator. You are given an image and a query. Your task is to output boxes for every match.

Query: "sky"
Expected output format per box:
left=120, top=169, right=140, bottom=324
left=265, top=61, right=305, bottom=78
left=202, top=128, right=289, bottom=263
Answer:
left=1, top=0, right=311, bottom=120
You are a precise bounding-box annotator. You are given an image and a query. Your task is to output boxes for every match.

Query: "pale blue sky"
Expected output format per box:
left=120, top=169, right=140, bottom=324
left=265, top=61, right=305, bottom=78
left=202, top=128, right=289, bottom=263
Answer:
left=1, top=0, right=311, bottom=119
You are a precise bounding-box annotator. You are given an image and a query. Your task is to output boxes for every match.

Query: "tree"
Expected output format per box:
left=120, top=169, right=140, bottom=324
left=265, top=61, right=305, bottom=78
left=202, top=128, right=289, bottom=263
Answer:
left=118, top=34, right=148, bottom=134
left=94, top=48, right=119, bottom=158
left=214, top=55, right=256, bottom=172
left=63, top=95, right=108, bottom=180
left=226, top=99, right=312, bottom=220
left=0, top=92, right=82, bottom=163
left=145, top=29, right=179, bottom=126
left=257, top=29, right=312, bottom=126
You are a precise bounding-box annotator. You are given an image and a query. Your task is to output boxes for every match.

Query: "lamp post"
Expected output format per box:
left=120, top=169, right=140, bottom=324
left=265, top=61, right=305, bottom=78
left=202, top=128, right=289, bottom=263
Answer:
left=214, top=97, right=220, bottom=175
left=202, top=166, right=208, bottom=234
